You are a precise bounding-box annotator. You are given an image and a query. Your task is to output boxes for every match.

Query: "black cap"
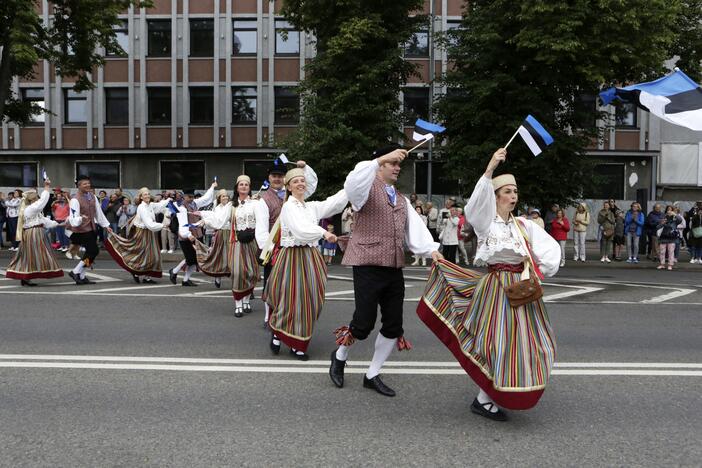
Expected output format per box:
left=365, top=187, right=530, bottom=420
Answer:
left=268, top=159, right=287, bottom=175
left=183, top=189, right=196, bottom=196
left=372, top=142, right=402, bottom=158
left=75, top=174, right=90, bottom=186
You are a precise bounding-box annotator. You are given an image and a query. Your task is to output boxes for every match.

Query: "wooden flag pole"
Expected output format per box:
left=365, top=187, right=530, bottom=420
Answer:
left=407, top=137, right=432, bottom=153
left=504, top=128, right=520, bottom=149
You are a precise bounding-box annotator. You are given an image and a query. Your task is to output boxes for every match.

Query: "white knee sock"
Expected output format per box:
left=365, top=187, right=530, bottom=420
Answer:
left=243, top=294, right=251, bottom=305
left=183, top=264, right=196, bottom=281
left=477, top=389, right=498, bottom=413
left=336, top=344, right=350, bottom=361
left=264, top=303, right=270, bottom=323
left=366, top=333, right=397, bottom=379
left=72, top=261, right=85, bottom=276
left=172, top=260, right=186, bottom=274
left=235, top=299, right=243, bottom=309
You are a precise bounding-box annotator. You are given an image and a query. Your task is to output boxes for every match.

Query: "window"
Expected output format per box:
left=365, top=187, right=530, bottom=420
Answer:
left=160, top=161, right=205, bottom=189
left=190, top=19, right=214, bottom=57
left=584, top=164, right=625, bottom=199
left=64, top=89, right=87, bottom=124
left=233, top=20, right=257, bottom=55
left=190, top=87, right=214, bottom=125
left=148, top=87, right=171, bottom=125
left=615, top=102, right=637, bottom=128
left=445, top=20, right=463, bottom=50
left=75, top=162, right=121, bottom=188
left=275, top=20, right=300, bottom=55
left=243, top=159, right=272, bottom=189
left=105, top=88, right=128, bottom=125
left=108, top=20, right=128, bottom=56
left=0, top=163, right=38, bottom=187
left=21, top=88, right=45, bottom=124
left=232, top=86, right=257, bottom=124
left=404, top=28, right=429, bottom=58
left=575, top=93, right=597, bottom=129
left=274, top=87, right=299, bottom=124
left=148, top=20, right=171, bottom=57
left=403, top=87, right=430, bottom=123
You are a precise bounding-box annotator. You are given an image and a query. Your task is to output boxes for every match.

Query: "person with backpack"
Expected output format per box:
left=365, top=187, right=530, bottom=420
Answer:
left=656, top=205, right=682, bottom=270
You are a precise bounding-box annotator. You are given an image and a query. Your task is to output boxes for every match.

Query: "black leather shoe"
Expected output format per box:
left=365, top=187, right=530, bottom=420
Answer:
left=132, top=274, right=141, bottom=284
left=182, top=280, right=197, bottom=287
left=168, top=269, right=177, bottom=285
left=470, top=398, right=509, bottom=422
left=243, top=303, right=252, bottom=314
left=214, top=279, right=221, bottom=289
left=68, top=271, right=83, bottom=285
left=21, top=280, right=37, bottom=287
left=363, top=375, right=396, bottom=397
left=270, top=334, right=281, bottom=355
left=234, top=307, right=244, bottom=318
left=142, top=277, right=155, bottom=284
left=290, top=349, right=309, bottom=361
left=329, top=350, right=346, bottom=388
left=80, top=277, right=96, bottom=285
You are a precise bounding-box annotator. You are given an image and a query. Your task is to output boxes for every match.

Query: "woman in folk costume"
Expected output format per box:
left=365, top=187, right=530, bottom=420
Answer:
left=6, top=179, right=64, bottom=285
left=228, top=175, right=260, bottom=317
left=105, top=187, right=170, bottom=283
left=417, top=148, right=561, bottom=421
left=195, top=188, right=233, bottom=289
left=265, top=166, right=348, bottom=360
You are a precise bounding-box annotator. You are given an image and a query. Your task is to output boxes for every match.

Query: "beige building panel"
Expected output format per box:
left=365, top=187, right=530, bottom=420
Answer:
left=274, top=59, right=300, bottom=82
left=104, top=128, right=130, bottom=149
left=189, top=59, right=215, bottom=82
left=20, top=128, right=44, bottom=150
left=147, top=128, right=172, bottom=148
left=190, top=127, right=214, bottom=147
left=63, top=128, right=87, bottom=149
left=146, top=60, right=173, bottom=82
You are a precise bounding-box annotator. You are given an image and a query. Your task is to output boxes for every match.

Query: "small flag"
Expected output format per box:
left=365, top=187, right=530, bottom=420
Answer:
left=278, top=154, right=290, bottom=164
left=413, top=119, right=446, bottom=142
left=214, top=176, right=218, bottom=182
left=184, top=223, right=199, bottom=228
left=600, top=68, right=702, bottom=131
left=42, top=168, right=48, bottom=181
left=261, top=180, right=270, bottom=190
left=71, top=208, right=76, bottom=215
left=167, top=201, right=179, bottom=214
left=516, top=115, right=554, bottom=156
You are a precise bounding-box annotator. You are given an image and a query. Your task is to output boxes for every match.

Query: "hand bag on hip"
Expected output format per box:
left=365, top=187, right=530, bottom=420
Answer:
left=498, top=216, right=544, bottom=308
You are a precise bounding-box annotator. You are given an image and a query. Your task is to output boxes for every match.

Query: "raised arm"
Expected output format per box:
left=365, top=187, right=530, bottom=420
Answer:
left=310, top=189, right=349, bottom=221
left=303, top=163, right=318, bottom=199
left=194, top=183, right=217, bottom=209
left=23, top=190, right=51, bottom=219
left=465, top=149, right=505, bottom=237
left=344, top=149, right=407, bottom=211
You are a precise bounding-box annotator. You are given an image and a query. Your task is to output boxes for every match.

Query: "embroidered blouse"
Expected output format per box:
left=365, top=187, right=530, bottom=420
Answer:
left=22, top=190, right=58, bottom=229
left=200, top=202, right=233, bottom=231
left=279, top=190, right=349, bottom=248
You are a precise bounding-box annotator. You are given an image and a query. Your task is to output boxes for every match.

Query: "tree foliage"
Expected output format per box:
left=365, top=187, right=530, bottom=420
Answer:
left=0, top=0, right=150, bottom=125
left=280, top=0, right=424, bottom=197
left=436, top=0, right=701, bottom=209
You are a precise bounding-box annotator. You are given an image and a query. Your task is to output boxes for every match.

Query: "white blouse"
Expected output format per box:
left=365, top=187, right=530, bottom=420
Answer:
left=133, top=199, right=169, bottom=232
left=279, top=190, right=349, bottom=247
left=465, top=175, right=561, bottom=277
left=22, top=190, right=58, bottom=229
left=200, top=202, right=233, bottom=230
left=233, top=198, right=258, bottom=231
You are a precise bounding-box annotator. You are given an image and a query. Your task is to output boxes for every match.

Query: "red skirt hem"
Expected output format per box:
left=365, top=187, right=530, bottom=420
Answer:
left=232, top=289, right=253, bottom=300
left=416, top=300, right=543, bottom=410
left=104, top=241, right=163, bottom=278
left=5, top=270, right=65, bottom=280
left=270, top=326, right=310, bottom=353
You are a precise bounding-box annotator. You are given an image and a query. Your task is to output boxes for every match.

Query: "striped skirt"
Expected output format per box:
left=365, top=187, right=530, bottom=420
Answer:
left=195, top=229, right=231, bottom=277
left=231, top=238, right=260, bottom=300
left=5, top=227, right=64, bottom=280
left=416, top=260, right=556, bottom=410
left=105, top=228, right=163, bottom=278
left=265, top=246, right=327, bottom=352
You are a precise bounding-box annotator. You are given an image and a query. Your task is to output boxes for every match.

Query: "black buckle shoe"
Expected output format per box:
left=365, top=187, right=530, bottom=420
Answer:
left=20, top=280, right=37, bottom=287
left=363, top=375, right=396, bottom=397
left=81, top=277, right=96, bottom=285
left=290, top=349, right=309, bottom=361
left=270, top=334, right=281, bottom=355
left=214, top=279, right=221, bottom=289
left=234, top=307, right=244, bottom=318
left=182, top=280, right=197, bottom=287
left=168, top=269, right=177, bottom=285
left=329, top=350, right=346, bottom=388
left=68, top=271, right=83, bottom=285
left=132, top=274, right=141, bottom=284
left=243, top=303, right=252, bottom=314
left=142, top=277, right=155, bottom=284
left=470, top=398, right=509, bottom=422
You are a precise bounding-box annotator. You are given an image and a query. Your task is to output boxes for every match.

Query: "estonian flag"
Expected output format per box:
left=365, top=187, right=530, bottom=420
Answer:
left=517, top=115, right=554, bottom=156
left=167, top=201, right=179, bottom=215
left=599, top=69, right=702, bottom=131
left=413, top=118, right=446, bottom=142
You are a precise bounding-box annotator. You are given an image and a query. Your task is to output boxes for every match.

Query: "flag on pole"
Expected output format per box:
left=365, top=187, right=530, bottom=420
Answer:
left=599, top=68, right=702, bottom=131
left=412, top=119, right=446, bottom=142
left=167, top=201, right=179, bottom=214
left=278, top=153, right=290, bottom=164
left=516, top=115, right=554, bottom=156
left=42, top=167, right=48, bottom=181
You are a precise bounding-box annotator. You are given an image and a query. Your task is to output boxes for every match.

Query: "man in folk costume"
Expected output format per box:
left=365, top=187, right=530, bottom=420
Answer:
left=254, top=158, right=317, bottom=327
left=67, top=175, right=112, bottom=285
left=168, top=182, right=217, bottom=286
left=330, top=146, right=442, bottom=396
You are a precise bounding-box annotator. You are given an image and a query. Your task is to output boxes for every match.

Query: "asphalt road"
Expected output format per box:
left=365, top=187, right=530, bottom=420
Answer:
left=0, top=252, right=700, bottom=467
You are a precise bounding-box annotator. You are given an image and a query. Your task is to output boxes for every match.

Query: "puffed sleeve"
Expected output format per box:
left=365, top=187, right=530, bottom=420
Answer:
left=280, top=201, right=327, bottom=244
left=40, top=215, right=59, bottom=229
left=404, top=197, right=440, bottom=256
left=138, top=203, right=164, bottom=232
left=195, top=185, right=216, bottom=209
left=303, top=164, right=318, bottom=199
left=200, top=204, right=231, bottom=230
left=465, top=175, right=496, bottom=238
left=523, top=219, right=561, bottom=278
left=176, top=206, right=191, bottom=239
left=309, top=189, right=349, bottom=220
left=344, top=160, right=379, bottom=211
left=68, top=198, right=82, bottom=228
left=23, top=190, right=50, bottom=219
left=254, top=199, right=271, bottom=249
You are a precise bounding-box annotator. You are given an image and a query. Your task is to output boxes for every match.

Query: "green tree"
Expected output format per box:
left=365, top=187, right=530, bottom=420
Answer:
left=280, top=0, right=424, bottom=197
left=0, top=0, right=150, bottom=125
left=436, top=0, right=698, bottom=209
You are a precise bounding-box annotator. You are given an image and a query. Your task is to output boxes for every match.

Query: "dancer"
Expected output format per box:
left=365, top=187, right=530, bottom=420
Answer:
left=168, top=182, right=217, bottom=286
left=229, top=175, right=260, bottom=317
left=265, top=165, right=347, bottom=360
left=105, top=187, right=170, bottom=283
left=5, top=179, right=64, bottom=285
left=329, top=146, right=441, bottom=397
left=255, top=158, right=318, bottom=327
left=195, top=189, right=233, bottom=288
left=67, top=175, right=112, bottom=285
left=416, top=148, right=560, bottom=421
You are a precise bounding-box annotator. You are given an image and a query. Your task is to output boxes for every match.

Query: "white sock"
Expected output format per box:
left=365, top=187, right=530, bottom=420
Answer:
left=72, top=261, right=85, bottom=276
left=80, top=271, right=86, bottom=280
left=243, top=294, right=250, bottom=305
left=172, top=260, right=186, bottom=274
left=477, top=389, right=498, bottom=413
left=272, top=334, right=280, bottom=346
left=235, top=299, right=243, bottom=309
left=264, top=303, right=270, bottom=323
left=214, top=277, right=221, bottom=286
left=366, top=333, right=397, bottom=379
left=336, top=345, right=349, bottom=361
left=183, top=265, right=196, bottom=281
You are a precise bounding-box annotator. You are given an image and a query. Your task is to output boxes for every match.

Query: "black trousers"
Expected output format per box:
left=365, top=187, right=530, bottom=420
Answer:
left=349, top=266, right=405, bottom=340
left=70, top=231, right=99, bottom=263
left=262, top=263, right=273, bottom=291
left=179, top=239, right=198, bottom=266
left=442, top=244, right=457, bottom=262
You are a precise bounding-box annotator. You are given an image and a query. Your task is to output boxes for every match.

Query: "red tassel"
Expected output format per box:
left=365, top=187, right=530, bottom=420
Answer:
left=397, top=336, right=412, bottom=351
left=333, top=326, right=356, bottom=347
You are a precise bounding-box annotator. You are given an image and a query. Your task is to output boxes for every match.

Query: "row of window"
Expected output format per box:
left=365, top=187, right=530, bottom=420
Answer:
left=110, top=19, right=299, bottom=58
left=21, top=86, right=299, bottom=126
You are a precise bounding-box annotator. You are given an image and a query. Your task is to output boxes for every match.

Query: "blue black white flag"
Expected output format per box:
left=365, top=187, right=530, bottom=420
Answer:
left=42, top=167, right=48, bottom=181
left=167, top=201, right=179, bottom=214
left=413, top=119, right=446, bottom=142
left=517, top=115, right=554, bottom=156
left=599, top=69, right=702, bottom=131
left=278, top=154, right=289, bottom=164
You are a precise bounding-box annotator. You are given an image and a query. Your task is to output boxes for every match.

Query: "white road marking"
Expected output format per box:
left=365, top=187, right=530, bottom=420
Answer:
left=640, top=288, right=696, bottom=304
left=543, top=285, right=604, bottom=302
left=327, top=275, right=353, bottom=281
left=82, top=284, right=177, bottom=294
